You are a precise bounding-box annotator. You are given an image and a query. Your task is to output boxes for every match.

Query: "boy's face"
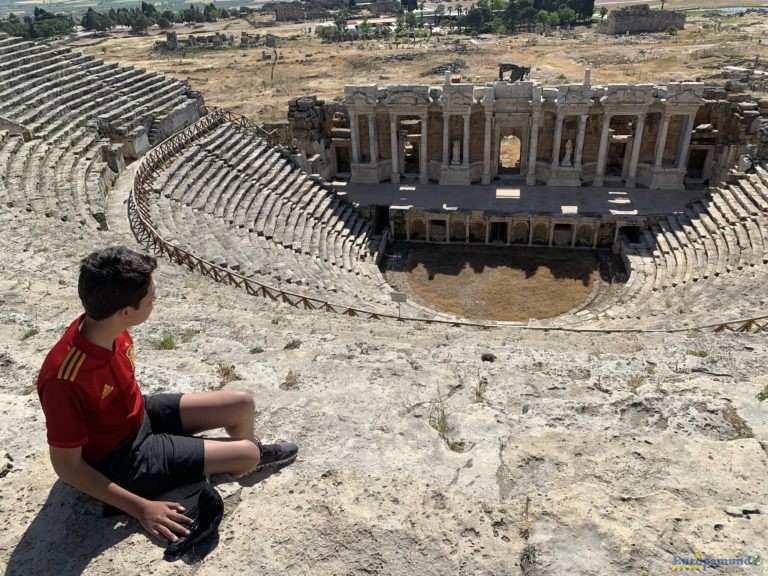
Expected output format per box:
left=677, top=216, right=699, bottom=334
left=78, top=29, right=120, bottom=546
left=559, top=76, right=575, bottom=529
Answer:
left=124, top=280, right=156, bottom=327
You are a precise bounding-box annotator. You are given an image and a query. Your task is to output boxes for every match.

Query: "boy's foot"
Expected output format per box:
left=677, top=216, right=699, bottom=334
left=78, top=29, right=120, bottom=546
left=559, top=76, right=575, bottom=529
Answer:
left=256, top=441, right=298, bottom=471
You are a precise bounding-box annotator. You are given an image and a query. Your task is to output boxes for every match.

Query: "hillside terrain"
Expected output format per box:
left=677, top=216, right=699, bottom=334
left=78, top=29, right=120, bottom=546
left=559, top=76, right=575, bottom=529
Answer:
left=0, top=162, right=766, bottom=575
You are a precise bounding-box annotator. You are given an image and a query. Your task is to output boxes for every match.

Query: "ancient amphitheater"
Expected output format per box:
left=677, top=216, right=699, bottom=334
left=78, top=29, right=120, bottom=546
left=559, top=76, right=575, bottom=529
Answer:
left=1, top=31, right=767, bottom=576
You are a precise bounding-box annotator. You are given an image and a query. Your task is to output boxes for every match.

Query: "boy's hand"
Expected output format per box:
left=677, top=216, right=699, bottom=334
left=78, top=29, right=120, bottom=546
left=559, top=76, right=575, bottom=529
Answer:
left=136, top=500, right=193, bottom=542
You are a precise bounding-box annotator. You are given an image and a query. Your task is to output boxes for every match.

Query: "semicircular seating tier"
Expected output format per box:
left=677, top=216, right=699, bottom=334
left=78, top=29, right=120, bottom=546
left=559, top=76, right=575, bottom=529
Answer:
left=547, top=165, right=768, bottom=330
left=142, top=117, right=425, bottom=316
left=0, top=34, right=202, bottom=229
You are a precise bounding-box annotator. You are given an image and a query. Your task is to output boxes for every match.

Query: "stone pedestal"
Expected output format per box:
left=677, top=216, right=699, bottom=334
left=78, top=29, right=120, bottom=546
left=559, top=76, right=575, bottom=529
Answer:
left=547, top=167, right=581, bottom=187
left=440, top=164, right=471, bottom=185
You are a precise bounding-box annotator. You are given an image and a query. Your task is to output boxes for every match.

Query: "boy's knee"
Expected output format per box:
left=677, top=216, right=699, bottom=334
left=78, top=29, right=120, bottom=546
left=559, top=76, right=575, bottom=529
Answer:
left=232, top=391, right=255, bottom=413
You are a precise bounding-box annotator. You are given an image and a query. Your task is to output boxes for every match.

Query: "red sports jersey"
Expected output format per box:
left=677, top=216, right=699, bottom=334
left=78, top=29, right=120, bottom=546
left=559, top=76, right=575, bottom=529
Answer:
left=37, top=315, right=145, bottom=465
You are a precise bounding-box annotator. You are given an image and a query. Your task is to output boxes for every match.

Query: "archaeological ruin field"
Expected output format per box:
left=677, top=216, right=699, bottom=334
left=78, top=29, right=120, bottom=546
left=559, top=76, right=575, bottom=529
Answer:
left=1, top=5, right=767, bottom=575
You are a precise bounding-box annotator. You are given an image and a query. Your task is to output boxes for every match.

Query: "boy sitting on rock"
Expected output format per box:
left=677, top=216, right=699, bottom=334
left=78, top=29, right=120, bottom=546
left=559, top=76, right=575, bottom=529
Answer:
left=37, top=245, right=297, bottom=543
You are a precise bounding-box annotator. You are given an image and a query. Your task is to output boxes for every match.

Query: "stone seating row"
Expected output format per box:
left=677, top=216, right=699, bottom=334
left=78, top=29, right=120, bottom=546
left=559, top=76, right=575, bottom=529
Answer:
left=0, top=39, right=197, bottom=145
left=0, top=37, right=201, bottom=230
left=561, top=169, right=768, bottom=329
left=148, top=199, right=394, bottom=312
left=144, top=121, right=397, bottom=312
left=155, top=124, right=379, bottom=273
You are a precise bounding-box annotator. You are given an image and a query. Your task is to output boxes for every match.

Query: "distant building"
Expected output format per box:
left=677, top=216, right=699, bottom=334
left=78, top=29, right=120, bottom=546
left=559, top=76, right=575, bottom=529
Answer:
left=598, top=4, right=685, bottom=35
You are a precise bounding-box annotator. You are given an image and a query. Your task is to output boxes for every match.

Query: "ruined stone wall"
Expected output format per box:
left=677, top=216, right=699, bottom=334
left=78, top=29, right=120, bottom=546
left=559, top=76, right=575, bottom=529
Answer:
left=469, top=112, right=484, bottom=163
left=371, top=0, right=400, bottom=16
left=274, top=2, right=308, bottom=21
left=376, top=116, right=390, bottom=161
left=427, top=113, right=442, bottom=163
left=289, top=79, right=765, bottom=189
left=598, top=4, right=685, bottom=35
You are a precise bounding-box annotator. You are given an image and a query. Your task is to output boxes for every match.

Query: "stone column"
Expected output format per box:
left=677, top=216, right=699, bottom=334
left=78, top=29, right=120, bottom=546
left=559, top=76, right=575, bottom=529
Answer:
left=574, top=114, right=588, bottom=170
left=676, top=112, right=696, bottom=171
left=445, top=218, right=450, bottom=243
left=349, top=112, right=360, bottom=164
left=551, top=113, right=564, bottom=169
left=442, top=113, right=450, bottom=167
left=526, top=112, right=540, bottom=185
left=528, top=221, right=534, bottom=246
left=653, top=112, right=671, bottom=169
left=405, top=215, right=411, bottom=240
left=426, top=219, right=430, bottom=243
left=592, top=225, right=599, bottom=249
left=462, top=113, right=470, bottom=167
left=594, top=113, right=612, bottom=187
left=465, top=219, right=470, bottom=244
left=507, top=221, right=512, bottom=245
left=420, top=113, right=428, bottom=184
left=482, top=111, right=492, bottom=185
left=390, top=113, right=399, bottom=184
left=485, top=220, right=490, bottom=245
left=368, top=114, right=378, bottom=164
left=626, top=113, right=646, bottom=187
left=548, top=222, right=555, bottom=247
left=570, top=223, right=578, bottom=248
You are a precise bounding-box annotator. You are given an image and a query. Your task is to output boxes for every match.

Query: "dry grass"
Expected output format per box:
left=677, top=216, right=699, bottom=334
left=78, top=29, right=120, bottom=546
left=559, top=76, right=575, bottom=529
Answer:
left=398, top=244, right=599, bottom=322
left=72, top=11, right=768, bottom=124
left=723, top=404, right=754, bottom=440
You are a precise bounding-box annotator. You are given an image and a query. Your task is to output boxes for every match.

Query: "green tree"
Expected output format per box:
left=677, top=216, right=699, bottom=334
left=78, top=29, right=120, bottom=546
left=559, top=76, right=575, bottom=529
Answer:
left=435, top=4, right=445, bottom=25
left=359, top=18, right=373, bottom=38
left=599, top=5, right=607, bottom=19
left=558, top=6, right=575, bottom=26
left=203, top=3, right=220, bottom=21
left=81, top=7, right=96, bottom=30
left=130, top=11, right=149, bottom=35
left=140, top=1, right=156, bottom=17
left=520, top=5, right=538, bottom=28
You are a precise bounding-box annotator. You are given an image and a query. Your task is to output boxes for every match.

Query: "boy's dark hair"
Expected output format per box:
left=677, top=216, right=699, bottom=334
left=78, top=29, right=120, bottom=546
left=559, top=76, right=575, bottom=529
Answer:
left=78, top=246, right=158, bottom=320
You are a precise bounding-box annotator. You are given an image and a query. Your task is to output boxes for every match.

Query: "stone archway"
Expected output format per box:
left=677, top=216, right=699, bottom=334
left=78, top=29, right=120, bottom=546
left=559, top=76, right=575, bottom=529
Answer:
left=532, top=222, right=549, bottom=245
left=498, top=134, right=522, bottom=175
left=468, top=220, right=485, bottom=243
left=449, top=219, right=467, bottom=242
left=410, top=218, right=426, bottom=240
left=575, top=224, right=594, bottom=247
left=511, top=221, right=529, bottom=244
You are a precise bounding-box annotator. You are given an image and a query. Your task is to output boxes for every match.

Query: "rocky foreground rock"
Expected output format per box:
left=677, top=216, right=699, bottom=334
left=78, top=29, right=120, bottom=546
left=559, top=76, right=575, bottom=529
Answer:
left=0, top=181, right=766, bottom=575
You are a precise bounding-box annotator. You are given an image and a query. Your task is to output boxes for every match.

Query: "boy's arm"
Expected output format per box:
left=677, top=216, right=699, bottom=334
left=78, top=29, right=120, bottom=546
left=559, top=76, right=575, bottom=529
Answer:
left=49, top=445, right=192, bottom=542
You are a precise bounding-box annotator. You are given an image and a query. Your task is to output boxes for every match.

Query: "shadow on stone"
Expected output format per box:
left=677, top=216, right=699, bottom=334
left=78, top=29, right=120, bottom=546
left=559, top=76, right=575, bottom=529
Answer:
left=4, top=480, right=141, bottom=576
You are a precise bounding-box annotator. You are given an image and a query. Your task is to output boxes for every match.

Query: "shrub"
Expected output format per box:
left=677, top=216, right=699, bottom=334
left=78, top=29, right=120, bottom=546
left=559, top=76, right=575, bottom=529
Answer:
left=152, top=332, right=177, bottom=350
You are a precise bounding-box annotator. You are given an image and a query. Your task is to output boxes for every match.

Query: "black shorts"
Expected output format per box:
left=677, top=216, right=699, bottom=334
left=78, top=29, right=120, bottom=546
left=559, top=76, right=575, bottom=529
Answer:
left=94, top=393, right=205, bottom=498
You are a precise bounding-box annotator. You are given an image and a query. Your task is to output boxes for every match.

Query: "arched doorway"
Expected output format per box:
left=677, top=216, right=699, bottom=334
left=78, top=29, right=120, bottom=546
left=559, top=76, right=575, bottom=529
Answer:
left=498, top=134, right=522, bottom=176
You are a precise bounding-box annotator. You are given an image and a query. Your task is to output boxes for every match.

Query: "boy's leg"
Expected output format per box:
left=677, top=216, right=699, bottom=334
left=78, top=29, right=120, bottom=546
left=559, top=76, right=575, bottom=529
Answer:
left=179, top=391, right=255, bottom=440
left=178, top=391, right=261, bottom=476
left=202, top=438, right=261, bottom=476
